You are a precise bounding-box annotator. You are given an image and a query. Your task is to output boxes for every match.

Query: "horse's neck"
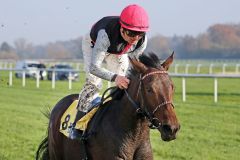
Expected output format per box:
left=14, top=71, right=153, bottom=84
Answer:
left=113, top=76, right=149, bottom=135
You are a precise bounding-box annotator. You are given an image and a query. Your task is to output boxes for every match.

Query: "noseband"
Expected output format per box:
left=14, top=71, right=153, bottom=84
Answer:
left=124, top=70, right=174, bottom=129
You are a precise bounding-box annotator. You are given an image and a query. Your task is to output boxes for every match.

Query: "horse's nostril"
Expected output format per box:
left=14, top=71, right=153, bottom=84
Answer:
left=173, top=127, right=178, bottom=134
left=162, top=124, right=172, bottom=133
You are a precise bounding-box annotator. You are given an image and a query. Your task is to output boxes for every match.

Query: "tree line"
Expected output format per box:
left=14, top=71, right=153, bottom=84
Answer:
left=1, top=23, right=240, bottom=60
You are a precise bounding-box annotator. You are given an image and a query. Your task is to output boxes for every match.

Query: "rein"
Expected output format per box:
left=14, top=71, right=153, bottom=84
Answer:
left=125, top=70, right=174, bottom=129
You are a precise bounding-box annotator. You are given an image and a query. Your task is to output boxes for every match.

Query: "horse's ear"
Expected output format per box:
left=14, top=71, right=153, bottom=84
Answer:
left=162, top=51, right=174, bottom=71
left=129, top=57, right=148, bottom=73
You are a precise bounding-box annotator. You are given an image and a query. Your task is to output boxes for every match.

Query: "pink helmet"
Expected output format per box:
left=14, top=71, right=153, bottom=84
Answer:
left=120, top=4, right=149, bottom=32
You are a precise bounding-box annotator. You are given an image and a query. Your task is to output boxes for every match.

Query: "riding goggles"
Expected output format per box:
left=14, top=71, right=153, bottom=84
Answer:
left=123, top=28, right=146, bottom=38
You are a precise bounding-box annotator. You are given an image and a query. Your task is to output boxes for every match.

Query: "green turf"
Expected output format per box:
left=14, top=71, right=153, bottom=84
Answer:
left=0, top=71, right=239, bottom=160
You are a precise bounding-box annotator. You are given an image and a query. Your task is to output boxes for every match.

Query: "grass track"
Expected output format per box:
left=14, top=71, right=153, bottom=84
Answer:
left=0, top=71, right=239, bottom=160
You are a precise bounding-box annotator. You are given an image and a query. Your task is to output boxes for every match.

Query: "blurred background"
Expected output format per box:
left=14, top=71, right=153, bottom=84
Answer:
left=0, top=0, right=239, bottom=160
left=1, top=0, right=240, bottom=60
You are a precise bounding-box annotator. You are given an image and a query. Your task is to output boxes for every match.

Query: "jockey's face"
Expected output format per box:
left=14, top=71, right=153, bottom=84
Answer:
left=120, top=27, right=144, bottom=45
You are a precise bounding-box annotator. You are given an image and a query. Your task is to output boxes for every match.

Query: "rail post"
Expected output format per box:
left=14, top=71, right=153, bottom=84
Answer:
left=52, top=70, right=55, bottom=89
left=22, top=70, right=26, bottom=87
left=182, top=77, right=186, bottom=102
left=9, top=69, right=13, bottom=86
left=214, top=78, right=218, bottom=103
left=209, top=64, right=214, bottom=74
left=68, top=72, right=72, bottom=90
left=36, top=70, right=40, bottom=88
left=196, top=64, right=202, bottom=73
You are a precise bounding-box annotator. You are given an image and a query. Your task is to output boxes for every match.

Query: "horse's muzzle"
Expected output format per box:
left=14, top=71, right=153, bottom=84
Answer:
left=159, top=124, right=180, bottom=141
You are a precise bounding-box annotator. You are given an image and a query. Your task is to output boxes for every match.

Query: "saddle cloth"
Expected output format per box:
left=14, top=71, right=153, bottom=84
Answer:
left=59, top=100, right=99, bottom=138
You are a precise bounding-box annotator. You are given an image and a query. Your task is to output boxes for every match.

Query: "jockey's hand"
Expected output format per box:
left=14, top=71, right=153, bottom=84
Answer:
left=115, top=75, right=130, bottom=89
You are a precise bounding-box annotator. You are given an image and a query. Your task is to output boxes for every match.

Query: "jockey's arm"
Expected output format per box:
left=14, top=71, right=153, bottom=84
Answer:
left=89, top=30, right=116, bottom=82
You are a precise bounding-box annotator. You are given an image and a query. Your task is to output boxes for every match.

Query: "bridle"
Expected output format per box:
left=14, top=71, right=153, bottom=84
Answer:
left=124, top=70, right=174, bottom=129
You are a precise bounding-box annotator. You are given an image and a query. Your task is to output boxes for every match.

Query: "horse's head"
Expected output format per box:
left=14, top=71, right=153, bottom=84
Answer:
left=129, top=52, right=180, bottom=141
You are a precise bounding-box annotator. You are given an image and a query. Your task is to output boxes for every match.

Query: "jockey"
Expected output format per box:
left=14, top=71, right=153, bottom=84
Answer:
left=70, top=4, right=149, bottom=139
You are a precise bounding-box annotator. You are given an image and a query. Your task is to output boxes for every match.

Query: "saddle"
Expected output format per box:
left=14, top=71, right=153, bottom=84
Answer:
left=59, top=97, right=107, bottom=138
left=59, top=87, right=124, bottom=139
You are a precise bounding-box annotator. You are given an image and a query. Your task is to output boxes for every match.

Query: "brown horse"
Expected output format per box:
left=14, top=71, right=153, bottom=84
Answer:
left=36, top=52, right=180, bottom=160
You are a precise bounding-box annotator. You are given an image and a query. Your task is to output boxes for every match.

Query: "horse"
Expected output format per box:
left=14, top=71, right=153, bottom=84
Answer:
left=36, top=52, right=180, bottom=160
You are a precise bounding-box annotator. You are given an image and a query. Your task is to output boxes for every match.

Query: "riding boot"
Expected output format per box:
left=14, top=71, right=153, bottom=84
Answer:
left=91, top=97, right=102, bottom=108
left=69, top=110, right=86, bottom=140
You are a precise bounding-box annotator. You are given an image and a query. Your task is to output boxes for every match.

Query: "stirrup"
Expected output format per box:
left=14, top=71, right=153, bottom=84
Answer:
left=69, top=124, right=82, bottom=140
left=68, top=110, right=86, bottom=140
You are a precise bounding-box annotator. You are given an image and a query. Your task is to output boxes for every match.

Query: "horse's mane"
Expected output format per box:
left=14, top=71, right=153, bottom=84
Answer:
left=128, top=52, right=163, bottom=77
left=138, top=52, right=162, bottom=69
